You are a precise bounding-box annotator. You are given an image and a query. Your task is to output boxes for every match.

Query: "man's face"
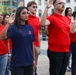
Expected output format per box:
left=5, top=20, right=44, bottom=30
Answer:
left=28, top=4, right=38, bottom=14
left=54, top=0, right=65, bottom=12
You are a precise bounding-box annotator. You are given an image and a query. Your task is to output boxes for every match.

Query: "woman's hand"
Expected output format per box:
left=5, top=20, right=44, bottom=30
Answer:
left=73, top=18, right=76, bottom=30
left=70, top=17, right=76, bottom=33
left=8, top=13, right=15, bottom=24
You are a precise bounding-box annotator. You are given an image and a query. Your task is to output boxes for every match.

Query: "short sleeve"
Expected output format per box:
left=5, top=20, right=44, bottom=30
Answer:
left=7, top=26, right=13, bottom=39
left=47, top=15, right=53, bottom=25
left=31, top=28, right=35, bottom=42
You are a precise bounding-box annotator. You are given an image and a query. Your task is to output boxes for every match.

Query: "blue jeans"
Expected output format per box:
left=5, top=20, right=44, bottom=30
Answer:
left=0, top=54, right=8, bottom=75
left=5, top=62, right=10, bottom=75
left=5, top=50, right=12, bottom=75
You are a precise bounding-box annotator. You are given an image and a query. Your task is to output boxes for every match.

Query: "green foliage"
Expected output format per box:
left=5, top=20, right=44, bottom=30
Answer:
left=0, top=4, right=4, bottom=12
left=0, top=4, right=11, bottom=14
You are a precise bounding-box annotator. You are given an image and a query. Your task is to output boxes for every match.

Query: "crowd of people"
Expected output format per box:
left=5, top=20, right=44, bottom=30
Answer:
left=0, top=0, right=76, bottom=75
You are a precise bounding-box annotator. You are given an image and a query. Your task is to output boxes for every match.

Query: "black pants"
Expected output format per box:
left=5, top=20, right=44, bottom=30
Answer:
left=47, top=50, right=70, bottom=75
left=11, top=65, right=33, bottom=75
left=71, top=42, right=76, bottom=75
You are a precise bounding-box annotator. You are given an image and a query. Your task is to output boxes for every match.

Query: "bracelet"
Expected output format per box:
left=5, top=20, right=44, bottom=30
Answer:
left=8, top=54, right=11, bottom=56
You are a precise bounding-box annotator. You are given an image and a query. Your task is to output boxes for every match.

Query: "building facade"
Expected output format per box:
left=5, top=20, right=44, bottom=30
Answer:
left=0, top=0, right=21, bottom=13
left=0, top=0, right=76, bottom=17
left=66, top=0, right=76, bottom=11
left=25, top=0, right=76, bottom=18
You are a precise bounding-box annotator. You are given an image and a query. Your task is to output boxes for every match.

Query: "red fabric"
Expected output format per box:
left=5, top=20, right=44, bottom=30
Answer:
left=28, top=15, right=40, bottom=46
left=8, top=38, right=12, bottom=50
left=66, top=16, right=71, bottom=24
left=0, top=25, right=8, bottom=55
left=70, top=32, right=76, bottom=43
left=47, top=13, right=70, bottom=52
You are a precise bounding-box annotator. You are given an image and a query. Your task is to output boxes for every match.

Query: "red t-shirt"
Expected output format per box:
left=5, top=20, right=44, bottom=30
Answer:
left=28, top=15, right=40, bottom=46
left=70, top=33, right=76, bottom=43
left=8, top=38, right=12, bottom=50
left=0, top=25, right=8, bottom=55
left=47, top=13, right=70, bottom=52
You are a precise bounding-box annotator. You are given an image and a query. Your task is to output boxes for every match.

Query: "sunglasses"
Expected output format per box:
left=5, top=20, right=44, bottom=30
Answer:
left=56, top=2, right=65, bottom=5
left=32, top=6, right=38, bottom=9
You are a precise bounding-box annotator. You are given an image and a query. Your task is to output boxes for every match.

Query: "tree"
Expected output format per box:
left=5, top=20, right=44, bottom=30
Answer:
left=0, top=4, right=11, bottom=14
left=0, top=4, right=4, bottom=13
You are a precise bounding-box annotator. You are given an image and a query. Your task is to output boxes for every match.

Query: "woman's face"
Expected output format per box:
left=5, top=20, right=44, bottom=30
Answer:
left=68, top=8, right=72, bottom=16
left=20, top=8, right=28, bottom=21
left=4, top=15, right=10, bottom=24
left=0, top=12, right=3, bottom=23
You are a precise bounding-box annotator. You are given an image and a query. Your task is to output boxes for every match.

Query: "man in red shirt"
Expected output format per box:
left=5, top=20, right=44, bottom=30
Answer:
left=41, top=0, right=76, bottom=75
left=27, top=1, right=40, bottom=75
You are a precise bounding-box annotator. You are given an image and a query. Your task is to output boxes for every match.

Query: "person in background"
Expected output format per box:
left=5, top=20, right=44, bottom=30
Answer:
left=70, top=11, right=76, bottom=75
left=65, top=7, right=72, bottom=19
left=0, top=11, right=10, bottom=75
left=65, top=7, right=72, bottom=72
left=27, top=1, right=40, bottom=75
left=2, top=13, right=12, bottom=75
left=0, top=7, right=35, bottom=75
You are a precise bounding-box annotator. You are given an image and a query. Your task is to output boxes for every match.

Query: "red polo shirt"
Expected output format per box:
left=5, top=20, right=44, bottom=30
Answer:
left=28, top=15, right=40, bottom=46
left=0, top=25, right=8, bottom=55
left=47, top=13, right=70, bottom=52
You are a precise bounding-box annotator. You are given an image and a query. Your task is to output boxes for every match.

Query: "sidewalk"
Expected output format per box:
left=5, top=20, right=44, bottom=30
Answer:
left=37, top=40, right=71, bottom=75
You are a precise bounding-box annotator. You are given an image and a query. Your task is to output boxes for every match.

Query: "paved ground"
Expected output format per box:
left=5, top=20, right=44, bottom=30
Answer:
left=37, top=40, right=71, bottom=75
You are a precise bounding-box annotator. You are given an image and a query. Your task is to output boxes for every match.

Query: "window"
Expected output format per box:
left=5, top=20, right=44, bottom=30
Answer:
left=44, top=0, right=47, bottom=5
left=12, top=0, right=18, bottom=6
left=3, top=1, right=10, bottom=5
left=66, top=0, right=70, bottom=2
left=38, top=10, right=42, bottom=17
left=74, top=7, right=76, bottom=11
left=74, top=0, right=76, bottom=2
left=38, top=0, right=41, bottom=5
